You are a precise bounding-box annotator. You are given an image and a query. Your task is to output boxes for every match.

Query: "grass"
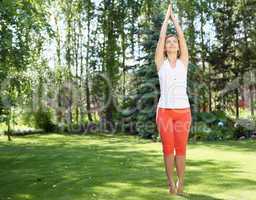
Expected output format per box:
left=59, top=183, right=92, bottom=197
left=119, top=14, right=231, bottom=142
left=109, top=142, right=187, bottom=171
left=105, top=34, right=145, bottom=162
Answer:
left=0, top=133, right=255, bottom=200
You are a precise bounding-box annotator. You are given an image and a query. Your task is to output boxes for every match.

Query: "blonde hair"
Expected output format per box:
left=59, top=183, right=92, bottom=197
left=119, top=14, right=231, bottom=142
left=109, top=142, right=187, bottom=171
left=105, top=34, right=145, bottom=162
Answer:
left=164, top=34, right=180, bottom=58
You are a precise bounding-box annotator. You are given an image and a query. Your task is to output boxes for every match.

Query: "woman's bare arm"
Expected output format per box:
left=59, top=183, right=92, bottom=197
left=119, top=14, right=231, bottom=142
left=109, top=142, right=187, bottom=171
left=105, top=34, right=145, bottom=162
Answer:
left=170, top=7, right=189, bottom=67
left=154, top=4, right=172, bottom=72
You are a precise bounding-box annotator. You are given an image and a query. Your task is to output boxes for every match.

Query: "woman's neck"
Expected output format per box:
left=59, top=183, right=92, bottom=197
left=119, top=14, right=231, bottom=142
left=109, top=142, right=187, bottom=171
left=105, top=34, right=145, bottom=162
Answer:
left=167, top=53, right=177, bottom=62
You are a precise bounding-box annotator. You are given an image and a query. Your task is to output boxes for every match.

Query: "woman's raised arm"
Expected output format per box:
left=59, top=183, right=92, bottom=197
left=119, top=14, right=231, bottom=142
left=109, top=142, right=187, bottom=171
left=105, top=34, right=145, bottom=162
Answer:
left=169, top=5, right=189, bottom=66
left=154, top=3, right=172, bottom=72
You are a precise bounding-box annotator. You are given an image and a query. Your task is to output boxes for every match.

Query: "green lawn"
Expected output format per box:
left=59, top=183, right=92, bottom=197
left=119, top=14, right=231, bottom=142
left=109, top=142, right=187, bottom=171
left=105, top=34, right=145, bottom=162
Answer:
left=0, top=133, right=255, bottom=200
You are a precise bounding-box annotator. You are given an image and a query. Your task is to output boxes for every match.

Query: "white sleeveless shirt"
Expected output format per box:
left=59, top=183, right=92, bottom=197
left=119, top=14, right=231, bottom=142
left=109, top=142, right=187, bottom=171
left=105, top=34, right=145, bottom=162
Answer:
left=157, top=58, right=190, bottom=109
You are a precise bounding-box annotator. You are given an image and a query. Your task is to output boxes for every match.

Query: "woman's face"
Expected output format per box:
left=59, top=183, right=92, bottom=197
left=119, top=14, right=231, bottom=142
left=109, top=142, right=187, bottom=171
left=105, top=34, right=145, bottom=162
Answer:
left=164, top=36, right=179, bottom=55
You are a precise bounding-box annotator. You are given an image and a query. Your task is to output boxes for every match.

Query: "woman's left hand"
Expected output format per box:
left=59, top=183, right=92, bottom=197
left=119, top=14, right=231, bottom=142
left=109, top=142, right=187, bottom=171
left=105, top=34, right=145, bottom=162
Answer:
left=169, top=1, right=176, bottom=20
left=169, top=1, right=173, bottom=15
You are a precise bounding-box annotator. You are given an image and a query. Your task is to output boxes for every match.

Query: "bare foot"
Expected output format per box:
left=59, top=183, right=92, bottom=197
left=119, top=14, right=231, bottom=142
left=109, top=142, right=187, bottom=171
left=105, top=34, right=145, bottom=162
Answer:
left=176, top=179, right=184, bottom=195
left=168, top=181, right=177, bottom=195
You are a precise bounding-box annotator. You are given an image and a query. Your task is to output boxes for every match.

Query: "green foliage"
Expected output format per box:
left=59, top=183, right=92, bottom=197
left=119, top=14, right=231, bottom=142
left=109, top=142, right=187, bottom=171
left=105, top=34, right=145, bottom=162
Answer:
left=33, top=108, right=55, bottom=132
left=190, top=121, right=210, bottom=141
left=233, top=118, right=255, bottom=139
left=1, top=0, right=256, bottom=136
left=191, top=111, right=236, bottom=141
left=0, top=0, right=52, bottom=138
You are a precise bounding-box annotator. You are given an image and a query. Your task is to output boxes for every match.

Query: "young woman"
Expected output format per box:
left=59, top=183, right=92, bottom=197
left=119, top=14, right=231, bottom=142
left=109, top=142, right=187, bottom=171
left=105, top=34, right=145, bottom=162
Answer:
left=155, top=1, right=192, bottom=196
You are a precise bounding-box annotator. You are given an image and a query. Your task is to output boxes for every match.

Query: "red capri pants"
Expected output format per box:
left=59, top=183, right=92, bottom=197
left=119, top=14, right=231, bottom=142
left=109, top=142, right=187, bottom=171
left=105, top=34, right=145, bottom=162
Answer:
left=156, top=107, right=192, bottom=156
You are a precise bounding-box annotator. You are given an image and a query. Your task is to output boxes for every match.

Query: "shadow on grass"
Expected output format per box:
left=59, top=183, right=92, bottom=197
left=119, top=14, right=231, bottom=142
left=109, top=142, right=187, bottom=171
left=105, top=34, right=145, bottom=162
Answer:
left=189, top=138, right=256, bottom=152
left=0, top=133, right=255, bottom=200
left=176, top=192, right=225, bottom=200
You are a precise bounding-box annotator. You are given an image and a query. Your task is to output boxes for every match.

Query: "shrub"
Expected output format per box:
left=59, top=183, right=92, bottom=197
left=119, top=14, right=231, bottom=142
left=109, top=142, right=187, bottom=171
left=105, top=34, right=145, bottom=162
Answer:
left=233, top=118, right=255, bottom=139
left=190, top=121, right=211, bottom=141
left=33, top=108, right=55, bottom=132
left=191, top=111, right=235, bottom=141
